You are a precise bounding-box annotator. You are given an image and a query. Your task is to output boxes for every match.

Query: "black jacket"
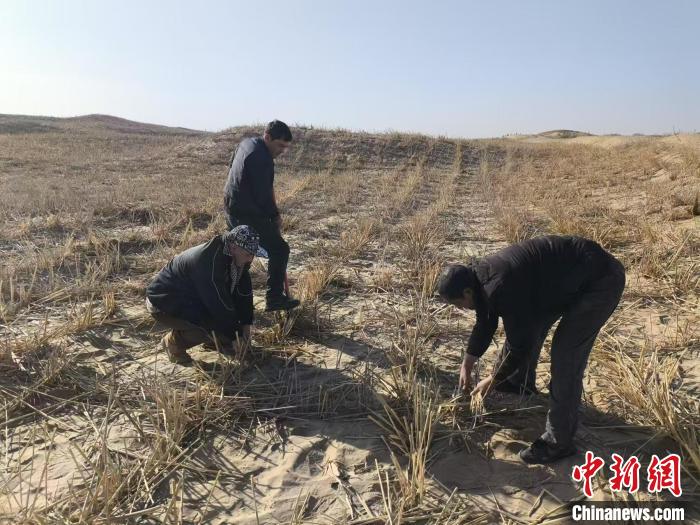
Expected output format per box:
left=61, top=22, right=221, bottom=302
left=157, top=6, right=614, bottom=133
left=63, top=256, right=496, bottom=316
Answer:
left=146, top=236, right=254, bottom=336
left=224, top=137, right=279, bottom=219
left=466, top=235, right=613, bottom=379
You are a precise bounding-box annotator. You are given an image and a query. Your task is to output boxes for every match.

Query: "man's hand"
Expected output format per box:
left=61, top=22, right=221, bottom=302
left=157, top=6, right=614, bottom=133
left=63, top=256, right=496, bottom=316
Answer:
left=241, top=324, right=251, bottom=344
left=471, top=375, right=495, bottom=397
left=238, top=325, right=252, bottom=355
left=458, top=354, right=478, bottom=393
left=459, top=362, right=471, bottom=393
left=228, top=326, right=252, bottom=359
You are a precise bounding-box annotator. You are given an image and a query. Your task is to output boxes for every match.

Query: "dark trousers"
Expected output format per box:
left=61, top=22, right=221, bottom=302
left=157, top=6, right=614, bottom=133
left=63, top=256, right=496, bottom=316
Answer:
left=227, top=214, right=290, bottom=299
left=497, top=256, right=626, bottom=447
left=148, top=301, right=237, bottom=351
left=497, top=314, right=559, bottom=393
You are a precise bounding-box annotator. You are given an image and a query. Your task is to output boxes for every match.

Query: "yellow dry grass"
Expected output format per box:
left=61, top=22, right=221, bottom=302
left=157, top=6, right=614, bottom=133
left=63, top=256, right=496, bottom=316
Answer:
left=1, top=117, right=698, bottom=523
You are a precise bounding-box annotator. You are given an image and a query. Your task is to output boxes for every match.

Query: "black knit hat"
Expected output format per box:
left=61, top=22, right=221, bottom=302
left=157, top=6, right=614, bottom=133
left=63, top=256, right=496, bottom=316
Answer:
left=222, top=225, right=268, bottom=258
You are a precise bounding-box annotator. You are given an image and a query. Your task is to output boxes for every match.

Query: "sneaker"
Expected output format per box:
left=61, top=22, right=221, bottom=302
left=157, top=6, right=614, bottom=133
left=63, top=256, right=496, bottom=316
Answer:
left=265, top=295, right=301, bottom=312
left=161, top=333, right=193, bottom=365
left=519, top=438, right=577, bottom=464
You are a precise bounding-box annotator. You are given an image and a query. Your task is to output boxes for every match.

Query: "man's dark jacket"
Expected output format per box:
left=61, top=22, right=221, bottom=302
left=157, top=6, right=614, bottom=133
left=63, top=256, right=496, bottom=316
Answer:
left=146, top=236, right=253, bottom=336
left=466, top=235, right=614, bottom=380
left=224, top=137, right=279, bottom=220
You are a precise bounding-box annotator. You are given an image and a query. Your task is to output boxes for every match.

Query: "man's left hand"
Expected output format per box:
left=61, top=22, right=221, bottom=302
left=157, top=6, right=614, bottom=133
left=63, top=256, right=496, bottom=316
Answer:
left=471, top=374, right=495, bottom=397
left=241, top=325, right=251, bottom=345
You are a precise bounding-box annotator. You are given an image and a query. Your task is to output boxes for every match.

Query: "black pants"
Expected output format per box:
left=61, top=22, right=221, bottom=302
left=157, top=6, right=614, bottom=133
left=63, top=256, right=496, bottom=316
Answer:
left=497, top=317, right=557, bottom=394
left=497, top=255, right=626, bottom=447
left=147, top=300, right=240, bottom=350
left=227, top=213, right=290, bottom=299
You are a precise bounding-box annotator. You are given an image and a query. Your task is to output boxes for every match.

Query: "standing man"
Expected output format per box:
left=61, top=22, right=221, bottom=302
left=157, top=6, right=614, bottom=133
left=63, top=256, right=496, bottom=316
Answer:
left=224, top=120, right=300, bottom=312
left=437, top=235, right=625, bottom=464
left=146, top=225, right=266, bottom=365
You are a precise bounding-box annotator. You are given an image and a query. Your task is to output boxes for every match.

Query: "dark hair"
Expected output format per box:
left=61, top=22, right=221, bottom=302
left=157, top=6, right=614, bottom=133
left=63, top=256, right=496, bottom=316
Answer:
left=437, top=264, right=478, bottom=300
left=265, top=120, right=292, bottom=142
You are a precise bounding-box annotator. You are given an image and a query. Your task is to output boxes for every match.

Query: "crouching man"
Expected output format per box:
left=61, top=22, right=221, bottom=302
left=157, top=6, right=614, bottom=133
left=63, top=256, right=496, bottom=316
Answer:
left=145, top=225, right=267, bottom=365
left=437, top=235, right=625, bottom=464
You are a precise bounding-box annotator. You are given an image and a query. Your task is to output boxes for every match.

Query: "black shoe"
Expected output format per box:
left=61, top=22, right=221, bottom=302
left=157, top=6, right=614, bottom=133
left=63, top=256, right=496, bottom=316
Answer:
left=519, top=438, right=577, bottom=464
left=265, top=296, right=301, bottom=312
left=494, top=380, right=539, bottom=396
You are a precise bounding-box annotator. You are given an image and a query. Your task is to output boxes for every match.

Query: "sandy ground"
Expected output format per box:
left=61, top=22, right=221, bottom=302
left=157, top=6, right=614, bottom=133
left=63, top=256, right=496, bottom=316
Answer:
left=1, top=120, right=698, bottom=523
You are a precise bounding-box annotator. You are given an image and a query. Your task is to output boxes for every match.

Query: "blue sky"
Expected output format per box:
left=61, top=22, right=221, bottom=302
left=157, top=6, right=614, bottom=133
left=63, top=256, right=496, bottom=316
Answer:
left=1, top=0, right=698, bottom=137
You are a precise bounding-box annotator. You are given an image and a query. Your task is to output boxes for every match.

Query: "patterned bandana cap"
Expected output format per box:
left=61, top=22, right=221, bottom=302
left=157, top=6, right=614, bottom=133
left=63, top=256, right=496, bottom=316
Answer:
left=223, top=225, right=268, bottom=258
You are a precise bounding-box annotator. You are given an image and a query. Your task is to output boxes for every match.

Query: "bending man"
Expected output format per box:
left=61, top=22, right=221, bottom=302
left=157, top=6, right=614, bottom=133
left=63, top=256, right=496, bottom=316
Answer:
left=437, top=235, right=625, bottom=464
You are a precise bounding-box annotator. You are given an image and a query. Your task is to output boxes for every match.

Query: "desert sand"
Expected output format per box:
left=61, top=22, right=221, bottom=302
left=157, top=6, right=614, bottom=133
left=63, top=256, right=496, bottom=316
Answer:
left=0, top=116, right=697, bottom=523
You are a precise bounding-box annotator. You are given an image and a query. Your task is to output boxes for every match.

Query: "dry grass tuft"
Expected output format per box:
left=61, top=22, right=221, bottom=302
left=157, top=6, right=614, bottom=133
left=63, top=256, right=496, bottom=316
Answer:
left=338, top=218, right=377, bottom=260
left=295, top=260, right=340, bottom=302
left=371, top=380, right=441, bottom=506
left=399, top=212, right=444, bottom=261
left=596, top=338, right=700, bottom=476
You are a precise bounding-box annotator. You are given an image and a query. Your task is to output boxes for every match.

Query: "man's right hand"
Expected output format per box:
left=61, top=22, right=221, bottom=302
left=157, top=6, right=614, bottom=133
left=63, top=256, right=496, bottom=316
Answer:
left=459, top=362, right=471, bottom=392
left=458, top=354, right=478, bottom=393
left=230, top=336, right=250, bottom=359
